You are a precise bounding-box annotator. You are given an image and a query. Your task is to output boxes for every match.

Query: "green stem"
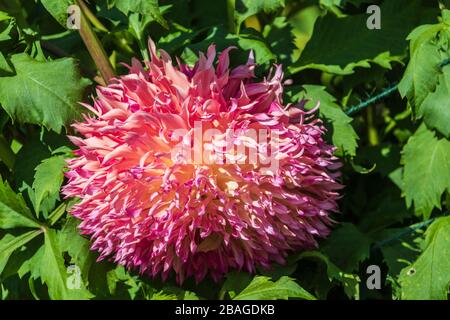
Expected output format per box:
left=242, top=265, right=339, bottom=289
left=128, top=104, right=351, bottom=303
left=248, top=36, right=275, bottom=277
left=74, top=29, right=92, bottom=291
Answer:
left=138, top=37, right=150, bottom=62
left=227, top=0, right=236, bottom=33
left=218, top=287, right=226, bottom=300
left=48, top=202, right=67, bottom=226
left=76, top=0, right=108, bottom=32
left=76, top=0, right=115, bottom=84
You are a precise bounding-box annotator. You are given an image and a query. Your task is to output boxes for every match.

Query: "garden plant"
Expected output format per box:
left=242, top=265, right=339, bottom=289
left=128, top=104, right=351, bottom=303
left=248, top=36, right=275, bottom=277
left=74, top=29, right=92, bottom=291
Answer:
left=0, top=0, right=449, bottom=301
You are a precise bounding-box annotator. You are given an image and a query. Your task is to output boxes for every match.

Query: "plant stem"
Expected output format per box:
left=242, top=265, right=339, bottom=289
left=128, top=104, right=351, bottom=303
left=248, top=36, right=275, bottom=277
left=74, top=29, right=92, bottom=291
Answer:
left=76, top=0, right=115, bottom=84
left=227, top=0, right=236, bottom=33
left=76, top=0, right=108, bottom=33
left=218, top=287, right=226, bottom=300
left=138, top=37, right=150, bottom=62
left=48, top=202, right=67, bottom=226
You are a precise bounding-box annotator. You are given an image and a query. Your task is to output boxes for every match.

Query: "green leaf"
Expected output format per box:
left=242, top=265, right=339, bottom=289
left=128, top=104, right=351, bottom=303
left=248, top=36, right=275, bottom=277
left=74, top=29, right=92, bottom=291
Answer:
left=398, top=216, right=450, bottom=300
left=114, top=0, right=168, bottom=29
left=0, top=53, right=90, bottom=133
left=290, top=0, right=422, bottom=75
left=0, top=230, right=42, bottom=274
left=38, top=229, right=93, bottom=299
left=13, top=131, right=52, bottom=189
left=58, top=216, right=93, bottom=279
left=298, top=85, right=358, bottom=156
left=398, top=10, right=450, bottom=115
left=297, top=251, right=360, bottom=299
left=106, top=265, right=141, bottom=299
left=374, top=227, right=422, bottom=277
left=234, top=0, right=285, bottom=33
left=233, top=276, right=316, bottom=300
left=18, top=244, right=45, bottom=281
left=40, top=0, right=73, bottom=28
left=262, top=16, right=295, bottom=64
left=322, top=223, right=371, bottom=273
left=151, top=287, right=199, bottom=300
left=32, top=155, right=66, bottom=217
left=0, top=178, right=40, bottom=229
left=47, top=203, right=67, bottom=226
left=0, top=15, right=14, bottom=43
left=220, top=271, right=253, bottom=299
left=0, top=11, right=11, bottom=22
left=0, top=52, right=13, bottom=74
left=319, top=0, right=342, bottom=12
left=420, top=67, right=450, bottom=137
left=402, top=125, right=450, bottom=218
left=233, top=32, right=275, bottom=65
left=181, top=26, right=275, bottom=67
left=358, top=186, right=412, bottom=233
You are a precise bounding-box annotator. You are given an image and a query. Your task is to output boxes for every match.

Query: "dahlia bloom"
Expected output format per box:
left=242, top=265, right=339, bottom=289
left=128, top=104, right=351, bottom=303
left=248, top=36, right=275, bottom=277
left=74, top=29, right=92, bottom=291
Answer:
left=62, top=39, right=342, bottom=283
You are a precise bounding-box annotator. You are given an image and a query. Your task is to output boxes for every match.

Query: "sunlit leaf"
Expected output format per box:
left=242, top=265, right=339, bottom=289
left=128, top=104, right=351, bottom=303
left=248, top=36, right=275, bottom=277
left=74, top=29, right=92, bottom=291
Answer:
left=233, top=275, right=316, bottom=300
left=0, top=54, right=90, bottom=133
left=398, top=216, right=450, bottom=300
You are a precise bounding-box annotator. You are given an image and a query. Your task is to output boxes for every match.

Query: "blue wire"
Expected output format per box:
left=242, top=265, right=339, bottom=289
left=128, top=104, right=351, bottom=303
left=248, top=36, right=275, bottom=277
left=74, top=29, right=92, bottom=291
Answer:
left=344, top=58, right=450, bottom=116
left=345, top=84, right=398, bottom=116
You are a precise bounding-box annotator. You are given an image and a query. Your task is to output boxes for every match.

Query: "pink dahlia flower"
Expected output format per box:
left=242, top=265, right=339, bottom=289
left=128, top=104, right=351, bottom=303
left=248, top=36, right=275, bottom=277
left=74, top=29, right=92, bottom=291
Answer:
left=63, top=39, right=342, bottom=283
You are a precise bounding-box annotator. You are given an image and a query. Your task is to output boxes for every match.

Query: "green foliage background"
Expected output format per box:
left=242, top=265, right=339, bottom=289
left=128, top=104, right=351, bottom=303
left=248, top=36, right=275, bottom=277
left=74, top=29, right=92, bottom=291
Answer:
left=0, top=0, right=449, bottom=300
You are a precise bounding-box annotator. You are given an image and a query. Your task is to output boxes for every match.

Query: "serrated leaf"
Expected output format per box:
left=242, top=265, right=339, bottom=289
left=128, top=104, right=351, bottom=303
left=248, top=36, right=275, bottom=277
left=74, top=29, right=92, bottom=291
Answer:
left=40, top=0, right=73, bottom=28
left=181, top=26, right=275, bottom=67
left=13, top=131, right=52, bottom=189
left=402, top=125, right=450, bottom=218
left=18, top=244, right=44, bottom=281
left=107, top=266, right=141, bottom=299
left=262, top=16, right=295, bottom=64
left=221, top=271, right=253, bottom=299
left=299, top=85, right=358, bottom=156
left=374, top=227, right=422, bottom=277
left=233, top=276, right=316, bottom=300
left=32, top=155, right=66, bottom=217
left=151, top=287, right=199, bottom=300
left=398, top=216, right=450, bottom=300
left=38, top=229, right=93, bottom=299
left=0, top=232, right=43, bottom=281
left=373, top=220, right=431, bottom=268
left=0, top=16, right=14, bottom=42
left=291, top=0, right=422, bottom=75
left=398, top=10, right=450, bottom=115
left=297, top=251, right=360, bottom=299
left=58, top=216, right=93, bottom=279
left=319, top=0, right=342, bottom=11
left=114, top=0, right=168, bottom=29
left=0, top=52, right=13, bottom=74
left=0, top=230, right=42, bottom=274
left=0, top=53, right=90, bottom=133
left=322, top=223, right=371, bottom=273
left=0, top=178, right=40, bottom=229
left=235, top=0, right=285, bottom=33
left=420, top=67, right=450, bottom=137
